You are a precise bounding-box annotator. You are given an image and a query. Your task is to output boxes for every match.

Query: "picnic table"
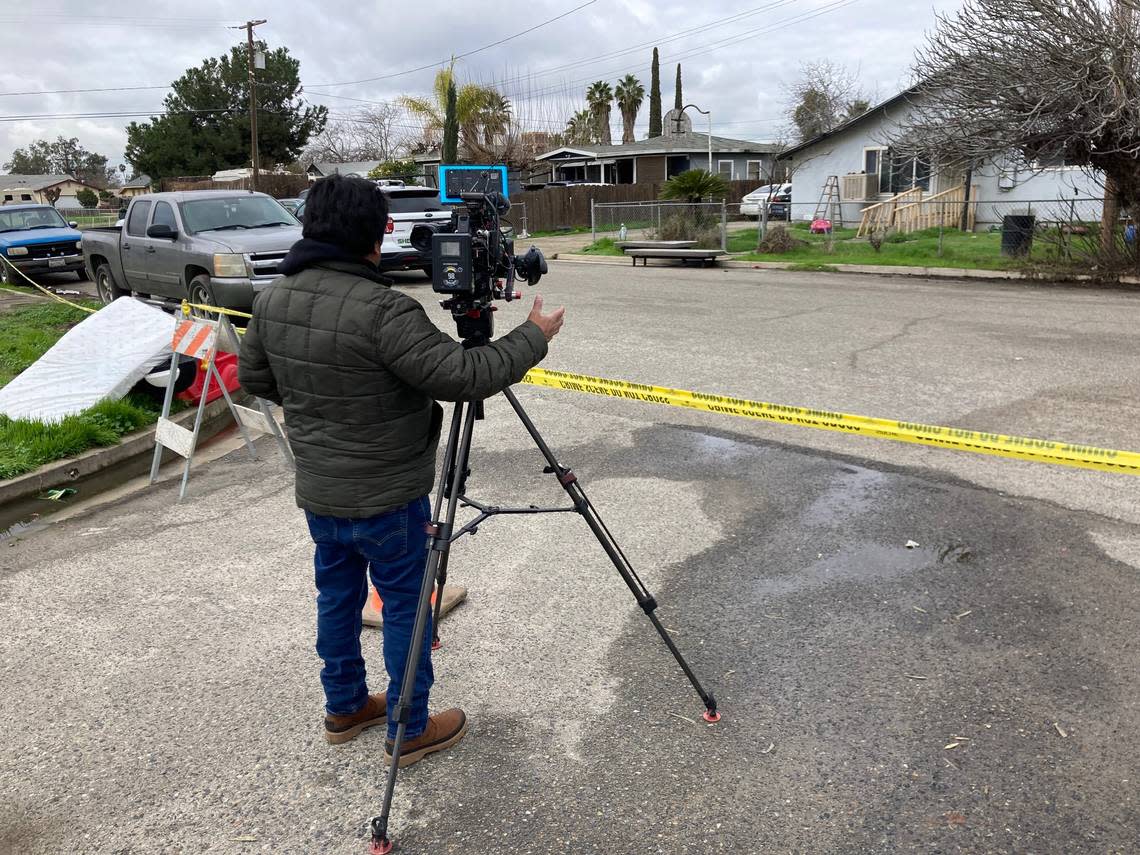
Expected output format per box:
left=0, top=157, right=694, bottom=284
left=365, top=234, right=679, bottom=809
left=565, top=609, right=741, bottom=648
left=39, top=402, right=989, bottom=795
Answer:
left=615, top=240, right=698, bottom=250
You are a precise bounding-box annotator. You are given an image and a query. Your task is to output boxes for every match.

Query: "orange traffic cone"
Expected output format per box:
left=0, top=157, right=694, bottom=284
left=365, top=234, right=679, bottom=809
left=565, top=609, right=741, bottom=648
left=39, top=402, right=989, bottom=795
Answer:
left=361, top=583, right=467, bottom=628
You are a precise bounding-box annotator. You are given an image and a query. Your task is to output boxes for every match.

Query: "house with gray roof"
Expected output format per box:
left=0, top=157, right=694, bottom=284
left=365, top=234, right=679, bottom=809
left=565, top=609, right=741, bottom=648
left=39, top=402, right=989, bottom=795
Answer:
left=0, top=174, right=101, bottom=208
left=534, top=115, right=782, bottom=186
left=305, top=161, right=383, bottom=181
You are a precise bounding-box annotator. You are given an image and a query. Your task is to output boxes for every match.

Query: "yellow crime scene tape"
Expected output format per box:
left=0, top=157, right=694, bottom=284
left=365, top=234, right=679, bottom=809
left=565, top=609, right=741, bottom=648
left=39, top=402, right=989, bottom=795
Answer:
left=177, top=301, right=1140, bottom=476
left=0, top=254, right=97, bottom=314
left=521, top=368, right=1140, bottom=476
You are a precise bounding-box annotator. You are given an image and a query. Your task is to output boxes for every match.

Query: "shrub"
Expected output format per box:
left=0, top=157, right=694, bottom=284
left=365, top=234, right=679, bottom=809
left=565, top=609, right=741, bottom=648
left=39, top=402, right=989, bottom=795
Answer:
left=757, top=225, right=808, bottom=254
left=75, top=188, right=99, bottom=209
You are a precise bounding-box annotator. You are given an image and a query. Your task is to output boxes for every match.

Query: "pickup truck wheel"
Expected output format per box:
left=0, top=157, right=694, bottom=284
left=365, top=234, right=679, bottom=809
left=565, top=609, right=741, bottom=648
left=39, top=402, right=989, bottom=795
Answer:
left=188, top=275, right=219, bottom=319
left=94, top=264, right=127, bottom=304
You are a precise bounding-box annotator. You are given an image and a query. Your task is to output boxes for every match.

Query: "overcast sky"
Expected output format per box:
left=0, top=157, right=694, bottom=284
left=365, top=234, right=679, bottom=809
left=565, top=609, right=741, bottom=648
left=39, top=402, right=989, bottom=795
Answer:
left=0, top=0, right=965, bottom=172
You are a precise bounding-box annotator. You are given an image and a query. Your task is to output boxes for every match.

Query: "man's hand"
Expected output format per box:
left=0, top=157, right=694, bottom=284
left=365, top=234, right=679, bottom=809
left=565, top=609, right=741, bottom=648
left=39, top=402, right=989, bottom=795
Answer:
left=527, top=294, right=565, bottom=342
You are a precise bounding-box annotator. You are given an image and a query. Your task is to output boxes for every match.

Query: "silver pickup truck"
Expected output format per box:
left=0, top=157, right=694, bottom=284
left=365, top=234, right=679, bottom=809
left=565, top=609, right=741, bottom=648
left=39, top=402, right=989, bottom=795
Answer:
left=82, top=190, right=302, bottom=311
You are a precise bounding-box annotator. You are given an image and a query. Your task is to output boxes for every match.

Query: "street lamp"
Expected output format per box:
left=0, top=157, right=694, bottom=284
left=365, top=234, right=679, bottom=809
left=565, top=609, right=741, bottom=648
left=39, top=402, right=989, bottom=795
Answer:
left=677, top=103, right=712, bottom=173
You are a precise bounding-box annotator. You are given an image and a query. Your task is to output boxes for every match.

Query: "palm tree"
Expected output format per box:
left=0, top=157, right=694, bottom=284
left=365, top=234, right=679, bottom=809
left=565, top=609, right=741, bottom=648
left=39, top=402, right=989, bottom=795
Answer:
left=479, top=93, right=512, bottom=148
left=585, top=80, right=614, bottom=145
left=398, top=64, right=501, bottom=156
left=614, top=74, right=645, bottom=145
left=660, top=169, right=730, bottom=202
left=565, top=109, right=594, bottom=145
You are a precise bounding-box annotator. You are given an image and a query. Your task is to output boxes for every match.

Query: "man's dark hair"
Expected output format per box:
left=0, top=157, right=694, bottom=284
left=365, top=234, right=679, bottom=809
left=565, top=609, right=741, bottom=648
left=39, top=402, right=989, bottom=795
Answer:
left=302, top=175, right=390, bottom=256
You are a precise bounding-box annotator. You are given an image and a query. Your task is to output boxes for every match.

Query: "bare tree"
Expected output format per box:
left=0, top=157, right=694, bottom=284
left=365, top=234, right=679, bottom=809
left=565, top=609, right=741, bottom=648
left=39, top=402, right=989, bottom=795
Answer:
left=301, top=104, right=411, bottom=165
left=784, top=61, right=869, bottom=142
left=896, top=0, right=1140, bottom=247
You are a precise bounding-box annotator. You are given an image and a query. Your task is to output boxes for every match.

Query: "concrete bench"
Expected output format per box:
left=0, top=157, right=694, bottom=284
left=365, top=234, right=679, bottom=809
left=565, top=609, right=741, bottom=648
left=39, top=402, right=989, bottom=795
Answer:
left=615, top=240, right=698, bottom=250
left=624, top=248, right=728, bottom=267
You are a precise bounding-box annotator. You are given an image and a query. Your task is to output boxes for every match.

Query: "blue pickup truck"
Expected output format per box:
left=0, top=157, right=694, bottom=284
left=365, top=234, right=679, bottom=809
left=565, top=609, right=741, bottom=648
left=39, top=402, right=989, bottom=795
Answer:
left=0, top=204, right=85, bottom=283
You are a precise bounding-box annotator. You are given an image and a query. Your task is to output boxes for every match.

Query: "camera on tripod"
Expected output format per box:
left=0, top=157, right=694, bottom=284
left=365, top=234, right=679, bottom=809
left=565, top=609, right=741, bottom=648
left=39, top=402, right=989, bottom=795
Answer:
left=409, top=165, right=547, bottom=342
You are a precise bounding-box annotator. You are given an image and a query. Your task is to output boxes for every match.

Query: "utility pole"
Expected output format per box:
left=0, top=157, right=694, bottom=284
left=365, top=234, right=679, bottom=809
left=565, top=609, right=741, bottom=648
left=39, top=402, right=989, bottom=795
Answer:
left=233, top=19, right=267, bottom=191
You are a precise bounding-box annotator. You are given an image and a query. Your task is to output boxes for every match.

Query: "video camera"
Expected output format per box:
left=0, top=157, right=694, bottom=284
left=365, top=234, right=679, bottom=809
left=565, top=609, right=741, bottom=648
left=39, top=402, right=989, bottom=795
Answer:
left=410, top=165, right=547, bottom=343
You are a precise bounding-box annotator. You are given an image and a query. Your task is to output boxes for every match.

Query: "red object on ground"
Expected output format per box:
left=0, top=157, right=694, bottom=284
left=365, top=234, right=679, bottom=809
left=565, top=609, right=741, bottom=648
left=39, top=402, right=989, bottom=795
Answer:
left=369, top=838, right=393, bottom=854
left=176, top=352, right=241, bottom=405
left=703, top=709, right=722, bottom=723
left=810, top=218, right=832, bottom=234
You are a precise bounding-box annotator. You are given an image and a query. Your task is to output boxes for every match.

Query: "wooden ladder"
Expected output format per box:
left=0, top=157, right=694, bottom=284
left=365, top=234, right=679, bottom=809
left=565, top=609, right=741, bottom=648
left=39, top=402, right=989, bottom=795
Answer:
left=814, top=175, right=843, bottom=227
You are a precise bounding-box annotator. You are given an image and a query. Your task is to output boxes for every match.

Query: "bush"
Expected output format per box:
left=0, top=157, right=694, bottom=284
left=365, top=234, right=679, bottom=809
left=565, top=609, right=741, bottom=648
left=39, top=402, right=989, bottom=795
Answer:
left=655, top=211, right=721, bottom=248
left=757, top=225, right=808, bottom=254
left=75, top=188, right=98, bottom=209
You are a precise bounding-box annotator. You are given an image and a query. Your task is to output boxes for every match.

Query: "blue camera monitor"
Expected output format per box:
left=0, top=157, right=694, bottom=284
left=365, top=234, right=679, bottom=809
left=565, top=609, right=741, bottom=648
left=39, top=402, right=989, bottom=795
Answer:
left=439, top=165, right=509, bottom=205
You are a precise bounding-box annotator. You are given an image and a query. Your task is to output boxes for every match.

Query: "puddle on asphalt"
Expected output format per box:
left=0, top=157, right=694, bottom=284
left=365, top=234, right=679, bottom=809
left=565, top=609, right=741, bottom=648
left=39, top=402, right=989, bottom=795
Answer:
left=752, top=541, right=940, bottom=598
left=801, top=464, right=891, bottom=528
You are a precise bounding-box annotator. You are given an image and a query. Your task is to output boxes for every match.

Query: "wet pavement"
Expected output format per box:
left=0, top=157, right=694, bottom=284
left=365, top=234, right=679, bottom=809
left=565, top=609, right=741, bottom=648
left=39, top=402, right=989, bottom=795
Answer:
left=2, top=266, right=1139, bottom=854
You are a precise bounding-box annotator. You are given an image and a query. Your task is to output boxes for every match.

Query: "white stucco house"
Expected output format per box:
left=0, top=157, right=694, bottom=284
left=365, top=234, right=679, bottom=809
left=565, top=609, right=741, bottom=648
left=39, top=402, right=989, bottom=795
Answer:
left=778, top=87, right=1105, bottom=231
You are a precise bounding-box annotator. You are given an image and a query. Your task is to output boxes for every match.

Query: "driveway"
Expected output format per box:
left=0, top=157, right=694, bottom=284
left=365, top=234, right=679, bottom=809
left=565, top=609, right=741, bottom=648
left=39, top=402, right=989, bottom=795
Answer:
left=1, top=265, right=1137, bottom=854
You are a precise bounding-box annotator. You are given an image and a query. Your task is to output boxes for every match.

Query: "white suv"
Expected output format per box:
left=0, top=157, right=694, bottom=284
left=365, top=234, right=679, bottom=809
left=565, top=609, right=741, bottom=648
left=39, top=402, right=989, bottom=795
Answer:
left=741, top=183, right=792, bottom=219
left=381, top=187, right=450, bottom=276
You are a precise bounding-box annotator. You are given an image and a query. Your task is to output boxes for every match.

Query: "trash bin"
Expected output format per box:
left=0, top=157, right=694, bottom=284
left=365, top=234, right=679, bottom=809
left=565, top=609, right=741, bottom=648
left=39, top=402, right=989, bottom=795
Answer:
left=1001, top=214, right=1036, bottom=256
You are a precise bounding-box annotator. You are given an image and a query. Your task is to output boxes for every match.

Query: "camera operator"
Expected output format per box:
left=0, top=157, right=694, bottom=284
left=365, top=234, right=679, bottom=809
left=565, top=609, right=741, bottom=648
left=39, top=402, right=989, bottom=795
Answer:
left=238, top=175, right=565, bottom=766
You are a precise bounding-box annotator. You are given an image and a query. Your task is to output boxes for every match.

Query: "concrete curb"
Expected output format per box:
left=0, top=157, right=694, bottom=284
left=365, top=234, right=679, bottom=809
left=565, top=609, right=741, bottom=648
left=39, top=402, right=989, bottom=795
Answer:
left=552, top=253, right=1024, bottom=280
left=552, top=253, right=1140, bottom=285
left=0, top=396, right=235, bottom=507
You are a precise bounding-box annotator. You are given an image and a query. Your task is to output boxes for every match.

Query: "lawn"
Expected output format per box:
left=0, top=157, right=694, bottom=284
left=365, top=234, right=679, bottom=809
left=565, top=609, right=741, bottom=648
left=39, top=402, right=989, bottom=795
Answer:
left=579, top=221, right=1052, bottom=271
left=737, top=222, right=1024, bottom=270
left=0, top=301, right=164, bottom=480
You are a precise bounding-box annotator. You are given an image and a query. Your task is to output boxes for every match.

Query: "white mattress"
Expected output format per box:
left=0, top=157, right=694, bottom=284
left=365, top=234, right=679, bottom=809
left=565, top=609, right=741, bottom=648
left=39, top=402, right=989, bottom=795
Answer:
left=0, top=298, right=178, bottom=423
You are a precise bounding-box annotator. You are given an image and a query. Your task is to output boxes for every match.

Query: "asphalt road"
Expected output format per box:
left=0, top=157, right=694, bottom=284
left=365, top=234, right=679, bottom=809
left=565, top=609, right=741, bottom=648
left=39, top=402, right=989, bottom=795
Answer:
left=2, top=264, right=1138, bottom=854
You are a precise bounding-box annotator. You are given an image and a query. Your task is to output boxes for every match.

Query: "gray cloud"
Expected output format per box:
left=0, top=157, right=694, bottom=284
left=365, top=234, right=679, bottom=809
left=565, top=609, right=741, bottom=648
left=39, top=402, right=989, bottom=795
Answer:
left=0, top=0, right=964, bottom=169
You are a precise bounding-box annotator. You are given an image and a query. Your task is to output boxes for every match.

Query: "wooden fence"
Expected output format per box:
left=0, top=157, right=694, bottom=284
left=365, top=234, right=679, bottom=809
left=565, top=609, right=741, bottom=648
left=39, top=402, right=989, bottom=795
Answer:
left=159, top=174, right=310, bottom=198
left=857, top=184, right=979, bottom=236
left=515, top=179, right=761, bottom=233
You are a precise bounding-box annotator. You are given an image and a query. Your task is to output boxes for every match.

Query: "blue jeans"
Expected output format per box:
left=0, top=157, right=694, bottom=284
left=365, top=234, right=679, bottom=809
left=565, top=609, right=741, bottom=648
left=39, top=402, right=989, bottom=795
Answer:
left=305, top=496, right=433, bottom=739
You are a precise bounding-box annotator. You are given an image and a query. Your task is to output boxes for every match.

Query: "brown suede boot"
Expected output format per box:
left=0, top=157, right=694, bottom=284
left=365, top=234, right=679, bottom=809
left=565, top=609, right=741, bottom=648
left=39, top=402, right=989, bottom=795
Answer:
left=324, top=693, right=387, bottom=745
left=384, top=708, right=467, bottom=767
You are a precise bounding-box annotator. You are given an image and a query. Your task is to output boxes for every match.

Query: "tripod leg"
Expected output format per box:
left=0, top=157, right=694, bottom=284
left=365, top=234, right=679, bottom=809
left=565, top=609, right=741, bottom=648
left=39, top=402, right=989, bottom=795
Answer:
left=370, top=401, right=479, bottom=854
left=429, top=405, right=464, bottom=652
left=500, top=387, right=720, bottom=722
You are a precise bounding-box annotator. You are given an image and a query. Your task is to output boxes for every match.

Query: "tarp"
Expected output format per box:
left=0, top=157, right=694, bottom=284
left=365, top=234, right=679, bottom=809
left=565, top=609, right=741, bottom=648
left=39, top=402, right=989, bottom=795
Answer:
left=0, top=298, right=177, bottom=423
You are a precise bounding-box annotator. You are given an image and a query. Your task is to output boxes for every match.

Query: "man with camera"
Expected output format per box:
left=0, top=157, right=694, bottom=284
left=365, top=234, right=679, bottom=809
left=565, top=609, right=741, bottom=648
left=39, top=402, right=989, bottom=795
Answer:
left=238, top=175, right=565, bottom=766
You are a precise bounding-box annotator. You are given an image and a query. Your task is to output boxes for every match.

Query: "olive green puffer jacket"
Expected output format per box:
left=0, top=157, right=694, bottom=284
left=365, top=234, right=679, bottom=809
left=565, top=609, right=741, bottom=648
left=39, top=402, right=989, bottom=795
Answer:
left=238, top=258, right=547, bottom=518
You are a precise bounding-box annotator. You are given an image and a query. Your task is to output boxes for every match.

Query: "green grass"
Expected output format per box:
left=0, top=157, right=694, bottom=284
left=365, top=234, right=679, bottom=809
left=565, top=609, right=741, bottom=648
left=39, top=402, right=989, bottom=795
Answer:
left=0, top=396, right=160, bottom=480
left=581, top=237, right=625, bottom=256
left=737, top=224, right=1027, bottom=270
left=0, top=301, right=164, bottom=481
left=0, top=302, right=97, bottom=387
left=528, top=225, right=593, bottom=237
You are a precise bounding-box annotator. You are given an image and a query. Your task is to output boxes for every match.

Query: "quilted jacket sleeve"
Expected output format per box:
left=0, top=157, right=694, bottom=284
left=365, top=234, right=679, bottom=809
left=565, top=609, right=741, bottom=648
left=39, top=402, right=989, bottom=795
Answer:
left=237, top=312, right=282, bottom=404
left=373, top=293, right=548, bottom=402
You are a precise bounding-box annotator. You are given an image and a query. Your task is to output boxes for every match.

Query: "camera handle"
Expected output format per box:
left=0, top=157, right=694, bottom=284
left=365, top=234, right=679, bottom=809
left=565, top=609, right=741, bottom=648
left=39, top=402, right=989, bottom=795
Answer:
left=369, top=379, right=719, bottom=855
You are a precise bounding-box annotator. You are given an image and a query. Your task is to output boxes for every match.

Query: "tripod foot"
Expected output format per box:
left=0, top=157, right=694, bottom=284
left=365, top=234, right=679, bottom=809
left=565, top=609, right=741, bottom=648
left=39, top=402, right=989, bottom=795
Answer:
left=369, top=837, right=393, bottom=854
left=431, top=639, right=442, bottom=651
left=702, top=709, right=721, bottom=723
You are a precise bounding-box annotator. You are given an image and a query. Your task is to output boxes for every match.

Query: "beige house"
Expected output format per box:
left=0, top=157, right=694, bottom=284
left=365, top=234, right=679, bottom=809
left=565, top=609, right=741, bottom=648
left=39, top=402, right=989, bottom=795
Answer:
left=118, top=174, right=152, bottom=198
left=0, top=174, right=101, bottom=207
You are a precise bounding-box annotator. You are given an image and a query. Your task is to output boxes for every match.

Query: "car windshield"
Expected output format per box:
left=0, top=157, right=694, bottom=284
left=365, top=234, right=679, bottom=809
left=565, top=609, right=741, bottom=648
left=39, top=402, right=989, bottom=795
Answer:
left=179, top=196, right=298, bottom=233
left=0, top=207, right=68, bottom=233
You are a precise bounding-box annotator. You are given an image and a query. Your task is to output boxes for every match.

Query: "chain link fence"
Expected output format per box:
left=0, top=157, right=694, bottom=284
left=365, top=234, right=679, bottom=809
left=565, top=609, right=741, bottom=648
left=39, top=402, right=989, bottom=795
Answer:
left=591, top=201, right=728, bottom=250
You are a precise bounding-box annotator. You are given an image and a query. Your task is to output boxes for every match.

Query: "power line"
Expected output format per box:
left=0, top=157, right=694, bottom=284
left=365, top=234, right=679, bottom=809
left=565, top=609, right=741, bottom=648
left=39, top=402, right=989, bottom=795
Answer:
left=306, top=0, right=600, bottom=89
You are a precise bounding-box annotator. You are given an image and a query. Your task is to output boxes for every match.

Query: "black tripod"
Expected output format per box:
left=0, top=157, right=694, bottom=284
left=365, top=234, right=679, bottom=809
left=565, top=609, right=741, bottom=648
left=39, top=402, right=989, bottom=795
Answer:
left=368, top=373, right=719, bottom=854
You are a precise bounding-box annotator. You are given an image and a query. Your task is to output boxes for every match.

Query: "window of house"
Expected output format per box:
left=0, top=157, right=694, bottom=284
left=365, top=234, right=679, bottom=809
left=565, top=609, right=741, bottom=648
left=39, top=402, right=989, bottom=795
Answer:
left=20, top=194, right=32, bottom=201
left=863, top=147, right=885, bottom=175
left=878, top=149, right=931, bottom=194
left=747, top=160, right=763, bottom=181
left=718, top=160, right=734, bottom=179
